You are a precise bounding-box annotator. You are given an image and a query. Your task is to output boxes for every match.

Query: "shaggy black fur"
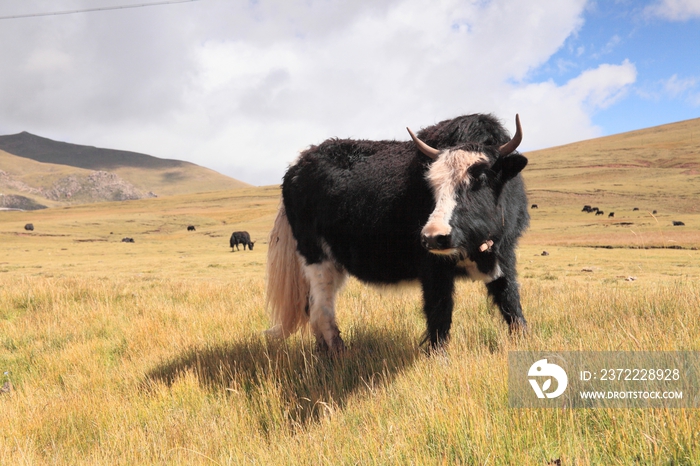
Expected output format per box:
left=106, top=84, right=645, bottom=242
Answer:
left=282, top=114, right=529, bottom=346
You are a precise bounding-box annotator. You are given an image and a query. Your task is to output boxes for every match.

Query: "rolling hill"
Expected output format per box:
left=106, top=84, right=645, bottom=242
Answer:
left=523, top=116, right=700, bottom=213
left=520, top=116, right=700, bottom=249
left=0, top=132, right=250, bottom=209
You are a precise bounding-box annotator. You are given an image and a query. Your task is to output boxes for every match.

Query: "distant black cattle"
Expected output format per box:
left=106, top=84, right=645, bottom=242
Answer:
left=633, top=207, right=639, bottom=211
left=121, top=237, right=135, bottom=243
left=608, top=212, right=615, bottom=218
left=187, top=225, right=196, bottom=231
left=591, top=207, right=599, bottom=212
left=582, top=205, right=592, bottom=212
left=230, top=231, right=254, bottom=251
left=24, top=223, right=34, bottom=231
left=652, top=210, right=658, bottom=215
left=531, top=204, right=538, bottom=209
left=673, top=221, right=685, bottom=226
left=595, top=210, right=604, bottom=216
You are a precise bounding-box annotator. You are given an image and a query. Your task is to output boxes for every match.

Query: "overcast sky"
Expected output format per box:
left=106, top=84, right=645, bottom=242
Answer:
left=0, top=0, right=698, bottom=186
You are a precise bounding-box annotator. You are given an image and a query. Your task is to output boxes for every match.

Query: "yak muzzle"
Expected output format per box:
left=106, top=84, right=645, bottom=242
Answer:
left=421, top=233, right=452, bottom=252
left=422, top=234, right=494, bottom=256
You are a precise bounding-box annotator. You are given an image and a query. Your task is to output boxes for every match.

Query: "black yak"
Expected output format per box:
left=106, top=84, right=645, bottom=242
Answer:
left=266, top=114, right=529, bottom=351
left=230, top=231, right=254, bottom=251
left=187, top=225, right=196, bottom=231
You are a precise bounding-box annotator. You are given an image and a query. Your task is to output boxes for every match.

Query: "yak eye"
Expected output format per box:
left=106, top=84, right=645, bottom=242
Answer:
left=468, top=161, right=490, bottom=179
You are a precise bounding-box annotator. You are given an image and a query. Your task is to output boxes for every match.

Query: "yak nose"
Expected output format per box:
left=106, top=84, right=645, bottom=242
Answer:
left=422, top=233, right=452, bottom=251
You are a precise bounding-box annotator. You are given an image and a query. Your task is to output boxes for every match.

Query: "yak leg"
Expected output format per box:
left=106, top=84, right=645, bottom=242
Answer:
left=486, top=274, right=527, bottom=333
left=303, top=260, right=347, bottom=352
left=420, top=267, right=456, bottom=348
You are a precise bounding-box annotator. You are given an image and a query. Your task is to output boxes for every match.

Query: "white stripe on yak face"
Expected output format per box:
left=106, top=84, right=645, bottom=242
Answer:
left=422, top=149, right=488, bottom=254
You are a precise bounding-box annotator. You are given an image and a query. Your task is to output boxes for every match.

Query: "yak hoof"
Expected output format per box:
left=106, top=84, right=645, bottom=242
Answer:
left=420, top=332, right=450, bottom=354
left=315, top=335, right=346, bottom=354
left=330, top=335, right=346, bottom=353
left=509, top=318, right=528, bottom=336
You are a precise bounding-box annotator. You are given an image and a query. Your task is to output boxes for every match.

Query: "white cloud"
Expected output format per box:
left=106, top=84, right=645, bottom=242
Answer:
left=645, top=0, right=700, bottom=20
left=0, top=0, right=639, bottom=185
left=663, top=74, right=698, bottom=96
left=635, top=74, right=700, bottom=107
left=506, top=60, right=637, bottom=149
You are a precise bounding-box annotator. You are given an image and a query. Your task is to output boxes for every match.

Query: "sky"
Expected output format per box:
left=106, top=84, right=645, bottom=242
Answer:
left=0, top=0, right=698, bottom=186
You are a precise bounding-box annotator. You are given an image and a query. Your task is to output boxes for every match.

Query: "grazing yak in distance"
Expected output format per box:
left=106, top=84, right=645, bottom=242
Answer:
left=230, top=231, right=254, bottom=251
left=266, top=113, right=529, bottom=352
left=608, top=212, right=615, bottom=218
left=187, top=225, right=196, bottom=231
left=24, top=223, right=34, bottom=231
left=673, top=221, right=685, bottom=226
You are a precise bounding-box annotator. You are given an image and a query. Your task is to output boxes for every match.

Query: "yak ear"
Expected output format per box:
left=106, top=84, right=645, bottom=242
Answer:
left=497, top=154, right=528, bottom=181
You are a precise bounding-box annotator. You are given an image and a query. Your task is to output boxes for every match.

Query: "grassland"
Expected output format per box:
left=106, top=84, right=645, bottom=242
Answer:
left=1, top=120, right=700, bottom=464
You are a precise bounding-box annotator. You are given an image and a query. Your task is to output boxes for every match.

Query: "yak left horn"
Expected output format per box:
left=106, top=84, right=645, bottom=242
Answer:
left=407, top=127, right=440, bottom=159
left=498, top=114, right=522, bottom=156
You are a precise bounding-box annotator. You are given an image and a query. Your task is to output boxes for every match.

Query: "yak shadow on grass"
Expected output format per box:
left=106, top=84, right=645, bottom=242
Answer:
left=144, top=327, right=421, bottom=432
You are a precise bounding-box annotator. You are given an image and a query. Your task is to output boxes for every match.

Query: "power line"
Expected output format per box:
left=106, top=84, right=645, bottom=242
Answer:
left=0, top=0, right=201, bottom=20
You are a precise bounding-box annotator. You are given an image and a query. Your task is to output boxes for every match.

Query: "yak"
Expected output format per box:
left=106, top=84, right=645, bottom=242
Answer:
left=230, top=231, right=254, bottom=251
left=266, top=113, right=529, bottom=352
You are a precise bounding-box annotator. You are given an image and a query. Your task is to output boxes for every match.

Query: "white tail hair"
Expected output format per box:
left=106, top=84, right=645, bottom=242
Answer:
left=265, top=204, right=310, bottom=338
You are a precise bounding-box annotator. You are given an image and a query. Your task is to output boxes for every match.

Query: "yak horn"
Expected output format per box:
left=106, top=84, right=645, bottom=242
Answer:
left=498, top=114, right=522, bottom=156
left=407, top=127, right=440, bottom=159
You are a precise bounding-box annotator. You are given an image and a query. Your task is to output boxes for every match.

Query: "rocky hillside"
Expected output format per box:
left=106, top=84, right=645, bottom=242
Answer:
left=0, top=132, right=251, bottom=209
left=42, top=170, right=157, bottom=202
left=0, top=167, right=157, bottom=210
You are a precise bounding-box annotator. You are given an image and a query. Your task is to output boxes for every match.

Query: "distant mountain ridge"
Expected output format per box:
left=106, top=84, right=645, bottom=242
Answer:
left=0, top=131, right=187, bottom=171
left=0, top=132, right=250, bottom=210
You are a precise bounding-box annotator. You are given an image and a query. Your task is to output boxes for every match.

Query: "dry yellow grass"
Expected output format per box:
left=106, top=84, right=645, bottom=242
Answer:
left=1, top=184, right=698, bottom=464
